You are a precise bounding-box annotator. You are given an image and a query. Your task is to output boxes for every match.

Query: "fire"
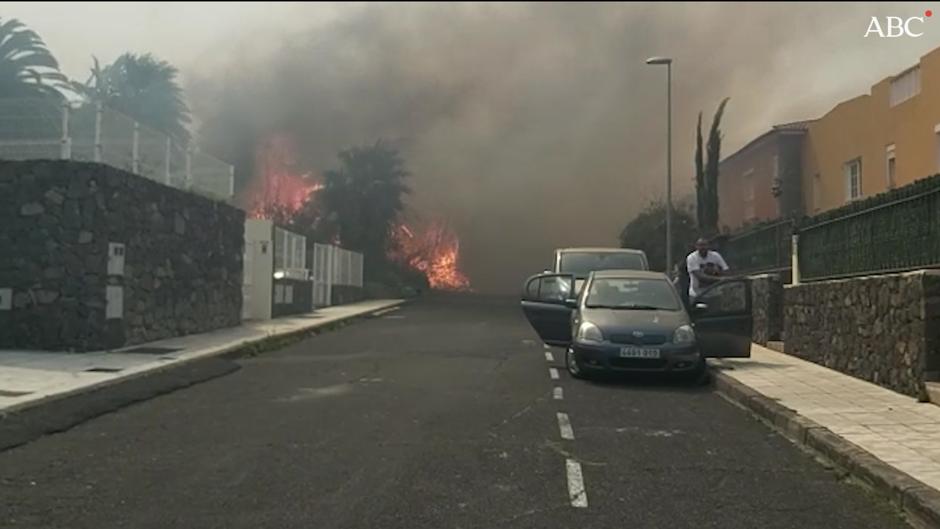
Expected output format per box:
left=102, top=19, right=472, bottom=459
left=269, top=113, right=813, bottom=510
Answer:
left=244, top=134, right=321, bottom=220
left=390, top=220, right=471, bottom=291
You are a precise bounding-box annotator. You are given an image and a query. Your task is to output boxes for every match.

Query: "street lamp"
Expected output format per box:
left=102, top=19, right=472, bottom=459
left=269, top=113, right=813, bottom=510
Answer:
left=646, top=56, right=673, bottom=273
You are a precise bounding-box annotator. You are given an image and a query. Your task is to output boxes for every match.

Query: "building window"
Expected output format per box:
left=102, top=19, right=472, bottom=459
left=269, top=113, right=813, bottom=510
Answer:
left=845, top=158, right=862, bottom=202
left=935, top=124, right=940, bottom=171
left=890, top=66, right=920, bottom=107
left=885, top=144, right=896, bottom=189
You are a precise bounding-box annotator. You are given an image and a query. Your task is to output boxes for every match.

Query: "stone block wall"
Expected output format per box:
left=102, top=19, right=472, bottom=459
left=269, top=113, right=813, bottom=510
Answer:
left=750, top=273, right=784, bottom=345
left=783, top=270, right=940, bottom=398
left=0, top=160, right=244, bottom=351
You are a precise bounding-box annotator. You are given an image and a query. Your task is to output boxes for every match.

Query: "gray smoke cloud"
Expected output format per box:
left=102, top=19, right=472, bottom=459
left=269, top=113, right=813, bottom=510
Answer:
left=187, top=2, right=935, bottom=293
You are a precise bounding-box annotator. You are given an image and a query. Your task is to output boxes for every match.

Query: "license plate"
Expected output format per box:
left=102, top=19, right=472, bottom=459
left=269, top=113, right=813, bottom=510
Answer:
left=620, top=347, right=660, bottom=359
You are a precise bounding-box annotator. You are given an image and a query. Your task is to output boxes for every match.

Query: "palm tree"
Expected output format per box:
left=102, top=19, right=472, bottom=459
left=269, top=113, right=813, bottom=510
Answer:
left=318, top=141, right=410, bottom=261
left=0, top=18, right=67, bottom=98
left=80, top=53, right=191, bottom=141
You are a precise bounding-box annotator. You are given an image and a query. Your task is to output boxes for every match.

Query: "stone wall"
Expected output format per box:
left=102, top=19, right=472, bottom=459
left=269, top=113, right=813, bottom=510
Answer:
left=0, top=160, right=244, bottom=351
left=783, top=270, right=940, bottom=398
left=750, top=273, right=784, bottom=345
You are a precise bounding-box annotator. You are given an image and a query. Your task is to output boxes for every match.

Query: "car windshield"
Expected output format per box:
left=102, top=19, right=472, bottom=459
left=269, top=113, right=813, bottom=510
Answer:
left=584, top=278, right=680, bottom=311
left=559, top=252, right=646, bottom=275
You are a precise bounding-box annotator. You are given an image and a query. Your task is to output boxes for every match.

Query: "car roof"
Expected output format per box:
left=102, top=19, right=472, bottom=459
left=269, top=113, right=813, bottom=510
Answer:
left=589, top=269, right=669, bottom=280
left=556, top=247, right=646, bottom=254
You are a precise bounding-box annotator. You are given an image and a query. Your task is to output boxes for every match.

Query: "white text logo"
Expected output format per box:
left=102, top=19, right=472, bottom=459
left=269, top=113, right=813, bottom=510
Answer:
left=865, top=11, right=932, bottom=38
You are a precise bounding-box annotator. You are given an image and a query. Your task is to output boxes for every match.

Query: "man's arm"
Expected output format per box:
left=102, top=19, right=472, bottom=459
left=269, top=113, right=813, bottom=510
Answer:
left=715, top=252, right=730, bottom=272
left=687, top=254, right=719, bottom=286
left=690, top=269, right=719, bottom=286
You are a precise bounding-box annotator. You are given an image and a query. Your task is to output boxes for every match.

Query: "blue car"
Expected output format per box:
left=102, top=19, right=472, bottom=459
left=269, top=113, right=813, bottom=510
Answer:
left=521, top=269, right=752, bottom=380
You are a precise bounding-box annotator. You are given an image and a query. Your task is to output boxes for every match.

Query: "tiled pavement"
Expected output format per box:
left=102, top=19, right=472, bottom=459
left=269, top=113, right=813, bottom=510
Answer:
left=714, top=344, right=940, bottom=492
left=0, top=299, right=404, bottom=414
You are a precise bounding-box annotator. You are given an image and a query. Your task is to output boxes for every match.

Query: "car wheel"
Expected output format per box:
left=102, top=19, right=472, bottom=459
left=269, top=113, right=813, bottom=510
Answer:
left=566, top=347, right=587, bottom=380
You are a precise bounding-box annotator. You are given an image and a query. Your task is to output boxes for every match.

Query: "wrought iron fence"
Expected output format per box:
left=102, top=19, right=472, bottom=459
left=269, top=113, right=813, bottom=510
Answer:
left=0, top=98, right=233, bottom=201
left=798, top=183, right=940, bottom=281
left=721, top=219, right=794, bottom=275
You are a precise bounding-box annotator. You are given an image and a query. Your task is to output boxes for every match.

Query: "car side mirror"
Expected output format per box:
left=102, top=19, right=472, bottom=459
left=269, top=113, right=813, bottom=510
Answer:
left=693, top=302, right=709, bottom=315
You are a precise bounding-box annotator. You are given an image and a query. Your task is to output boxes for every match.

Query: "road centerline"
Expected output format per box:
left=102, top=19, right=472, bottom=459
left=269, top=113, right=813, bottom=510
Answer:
left=566, top=459, right=588, bottom=508
left=549, top=368, right=559, bottom=380
left=557, top=412, right=574, bottom=440
left=553, top=387, right=564, bottom=400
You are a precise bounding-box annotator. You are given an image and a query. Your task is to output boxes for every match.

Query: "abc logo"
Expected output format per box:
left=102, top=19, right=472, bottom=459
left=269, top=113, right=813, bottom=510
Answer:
left=865, top=14, right=931, bottom=38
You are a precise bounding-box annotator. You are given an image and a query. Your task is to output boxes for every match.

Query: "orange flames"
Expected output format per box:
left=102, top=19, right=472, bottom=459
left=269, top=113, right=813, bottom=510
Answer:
left=390, top=221, right=471, bottom=291
left=245, top=134, right=320, bottom=220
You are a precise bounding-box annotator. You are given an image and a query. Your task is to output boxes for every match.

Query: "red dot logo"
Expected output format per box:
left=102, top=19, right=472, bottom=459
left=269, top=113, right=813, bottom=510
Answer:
left=927, top=9, right=933, bottom=17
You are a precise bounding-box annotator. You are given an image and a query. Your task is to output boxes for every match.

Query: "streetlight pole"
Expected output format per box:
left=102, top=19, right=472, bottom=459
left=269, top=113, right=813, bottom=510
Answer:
left=646, top=56, right=673, bottom=273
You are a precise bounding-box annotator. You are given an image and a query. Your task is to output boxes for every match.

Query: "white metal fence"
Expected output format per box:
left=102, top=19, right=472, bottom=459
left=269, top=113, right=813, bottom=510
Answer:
left=0, top=98, right=234, bottom=201
left=312, top=243, right=364, bottom=307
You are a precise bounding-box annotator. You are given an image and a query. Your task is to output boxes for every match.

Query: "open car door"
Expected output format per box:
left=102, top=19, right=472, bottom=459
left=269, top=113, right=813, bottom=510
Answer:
left=691, top=278, right=752, bottom=358
left=520, top=273, right=575, bottom=347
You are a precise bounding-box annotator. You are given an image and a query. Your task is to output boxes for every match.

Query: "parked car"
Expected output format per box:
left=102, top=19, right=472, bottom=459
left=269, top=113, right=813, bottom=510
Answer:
left=548, top=247, right=649, bottom=294
left=520, top=269, right=752, bottom=381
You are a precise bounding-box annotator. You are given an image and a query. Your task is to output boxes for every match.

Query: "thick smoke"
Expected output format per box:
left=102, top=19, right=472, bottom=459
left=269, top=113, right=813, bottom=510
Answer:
left=188, top=2, right=934, bottom=293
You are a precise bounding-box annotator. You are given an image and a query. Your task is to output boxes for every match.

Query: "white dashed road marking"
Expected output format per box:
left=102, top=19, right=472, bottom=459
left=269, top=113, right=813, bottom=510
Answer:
left=553, top=387, right=564, bottom=400
left=549, top=368, right=559, bottom=380
left=566, top=459, right=588, bottom=507
left=543, top=344, right=550, bottom=349
left=557, top=412, right=574, bottom=440
left=545, top=352, right=554, bottom=362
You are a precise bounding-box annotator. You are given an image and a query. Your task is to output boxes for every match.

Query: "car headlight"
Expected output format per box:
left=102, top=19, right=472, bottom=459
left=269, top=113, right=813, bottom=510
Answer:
left=576, top=322, right=604, bottom=344
left=673, top=324, right=695, bottom=345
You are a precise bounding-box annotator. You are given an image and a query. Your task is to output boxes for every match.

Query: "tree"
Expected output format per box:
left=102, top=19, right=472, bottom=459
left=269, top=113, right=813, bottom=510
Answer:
left=0, top=18, right=67, bottom=98
left=79, top=53, right=191, bottom=141
left=619, top=200, right=698, bottom=272
left=315, top=141, right=410, bottom=265
left=695, top=97, right=730, bottom=236
left=694, top=112, right=705, bottom=229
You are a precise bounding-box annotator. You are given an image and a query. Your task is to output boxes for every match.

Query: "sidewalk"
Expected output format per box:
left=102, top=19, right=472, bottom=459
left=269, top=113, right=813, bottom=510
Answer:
left=713, top=344, right=940, bottom=526
left=0, top=299, right=405, bottom=415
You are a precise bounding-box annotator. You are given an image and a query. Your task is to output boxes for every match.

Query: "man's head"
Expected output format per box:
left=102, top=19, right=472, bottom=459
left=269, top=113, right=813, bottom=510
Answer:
left=695, top=237, right=710, bottom=257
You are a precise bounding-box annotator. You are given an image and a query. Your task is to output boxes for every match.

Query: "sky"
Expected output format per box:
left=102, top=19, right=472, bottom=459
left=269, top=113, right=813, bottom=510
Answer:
left=5, top=2, right=940, bottom=293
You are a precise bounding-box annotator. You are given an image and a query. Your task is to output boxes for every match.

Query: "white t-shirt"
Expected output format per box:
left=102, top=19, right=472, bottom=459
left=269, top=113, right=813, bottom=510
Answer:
left=686, top=250, right=729, bottom=298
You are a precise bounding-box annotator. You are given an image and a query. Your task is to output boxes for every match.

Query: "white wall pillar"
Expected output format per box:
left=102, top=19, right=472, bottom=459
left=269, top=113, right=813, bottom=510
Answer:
left=791, top=233, right=801, bottom=285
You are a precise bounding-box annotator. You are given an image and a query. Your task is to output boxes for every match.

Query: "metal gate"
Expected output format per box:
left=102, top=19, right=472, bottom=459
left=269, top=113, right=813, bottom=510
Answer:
left=242, top=241, right=254, bottom=320
left=312, top=243, right=332, bottom=307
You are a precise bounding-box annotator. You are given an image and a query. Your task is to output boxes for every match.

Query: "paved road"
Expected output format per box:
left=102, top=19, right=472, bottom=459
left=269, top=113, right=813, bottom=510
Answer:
left=0, top=295, right=911, bottom=528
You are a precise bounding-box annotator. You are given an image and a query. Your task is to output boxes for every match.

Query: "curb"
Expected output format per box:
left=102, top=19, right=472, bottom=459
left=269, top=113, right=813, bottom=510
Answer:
left=0, top=299, right=409, bottom=452
left=713, top=367, right=940, bottom=529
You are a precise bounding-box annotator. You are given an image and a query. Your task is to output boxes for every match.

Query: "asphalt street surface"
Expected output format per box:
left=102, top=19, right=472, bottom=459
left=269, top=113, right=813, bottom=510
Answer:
left=0, top=295, right=912, bottom=528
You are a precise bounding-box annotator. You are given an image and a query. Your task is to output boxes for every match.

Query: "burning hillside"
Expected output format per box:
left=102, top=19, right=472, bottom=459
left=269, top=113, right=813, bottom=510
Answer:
left=244, top=134, right=321, bottom=220
left=390, top=221, right=471, bottom=291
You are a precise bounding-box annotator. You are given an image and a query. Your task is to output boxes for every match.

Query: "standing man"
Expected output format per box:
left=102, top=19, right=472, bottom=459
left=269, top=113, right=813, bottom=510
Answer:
left=686, top=237, right=728, bottom=303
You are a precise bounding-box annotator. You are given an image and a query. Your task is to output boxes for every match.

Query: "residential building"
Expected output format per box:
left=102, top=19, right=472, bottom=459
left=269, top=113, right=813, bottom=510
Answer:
left=804, top=46, right=940, bottom=213
left=718, top=122, right=809, bottom=231
left=718, top=45, right=940, bottom=229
